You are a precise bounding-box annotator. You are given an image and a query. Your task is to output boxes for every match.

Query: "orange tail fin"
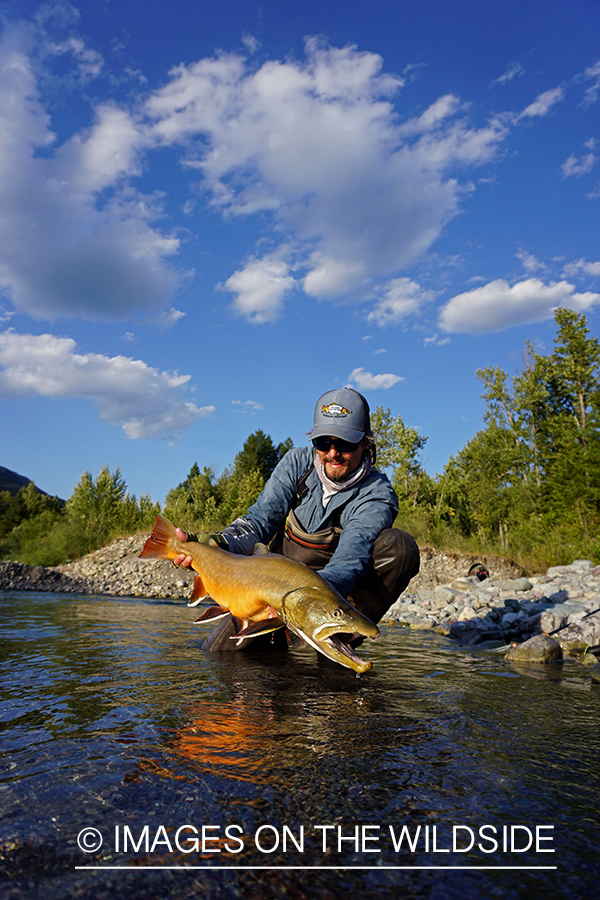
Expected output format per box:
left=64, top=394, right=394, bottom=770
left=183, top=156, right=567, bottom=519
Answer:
left=139, top=514, right=178, bottom=560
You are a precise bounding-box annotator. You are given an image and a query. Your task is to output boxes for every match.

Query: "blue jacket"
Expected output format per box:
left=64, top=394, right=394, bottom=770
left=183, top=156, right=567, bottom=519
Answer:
left=236, top=445, right=398, bottom=598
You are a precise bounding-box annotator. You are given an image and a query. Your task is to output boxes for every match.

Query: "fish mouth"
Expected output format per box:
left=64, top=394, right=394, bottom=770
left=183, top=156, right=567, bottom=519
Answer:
left=324, top=632, right=373, bottom=673
left=289, top=624, right=376, bottom=674
left=280, top=589, right=379, bottom=674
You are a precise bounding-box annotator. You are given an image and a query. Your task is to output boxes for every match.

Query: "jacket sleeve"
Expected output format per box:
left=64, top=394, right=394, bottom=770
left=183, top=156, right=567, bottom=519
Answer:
left=224, top=447, right=313, bottom=550
left=318, top=487, right=398, bottom=598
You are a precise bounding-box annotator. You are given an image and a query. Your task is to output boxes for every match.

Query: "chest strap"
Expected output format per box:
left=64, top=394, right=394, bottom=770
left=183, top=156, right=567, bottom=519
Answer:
left=285, top=508, right=342, bottom=551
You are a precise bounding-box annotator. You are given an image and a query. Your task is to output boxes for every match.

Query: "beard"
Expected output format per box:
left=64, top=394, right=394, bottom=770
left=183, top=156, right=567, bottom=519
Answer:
left=323, top=457, right=357, bottom=482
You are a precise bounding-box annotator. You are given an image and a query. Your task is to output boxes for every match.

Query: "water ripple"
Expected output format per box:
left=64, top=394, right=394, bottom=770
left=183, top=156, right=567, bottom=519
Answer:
left=1, top=591, right=598, bottom=899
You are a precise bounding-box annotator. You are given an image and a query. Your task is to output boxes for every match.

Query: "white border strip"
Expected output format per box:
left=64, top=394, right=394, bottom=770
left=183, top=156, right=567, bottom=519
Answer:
left=75, top=865, right=557, bottom=871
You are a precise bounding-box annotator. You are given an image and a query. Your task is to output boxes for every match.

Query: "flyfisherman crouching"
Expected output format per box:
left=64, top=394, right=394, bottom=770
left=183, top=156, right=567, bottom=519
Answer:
left=173, top=387, right=420, bottom=650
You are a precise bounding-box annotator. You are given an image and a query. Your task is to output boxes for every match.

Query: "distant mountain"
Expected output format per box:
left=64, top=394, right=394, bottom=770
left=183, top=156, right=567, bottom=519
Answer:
left=0, top=465, right=60, bottom=500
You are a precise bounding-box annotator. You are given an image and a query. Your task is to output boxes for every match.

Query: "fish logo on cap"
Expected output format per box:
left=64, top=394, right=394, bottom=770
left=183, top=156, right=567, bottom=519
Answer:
left=321, top=403, right=351, bottom=418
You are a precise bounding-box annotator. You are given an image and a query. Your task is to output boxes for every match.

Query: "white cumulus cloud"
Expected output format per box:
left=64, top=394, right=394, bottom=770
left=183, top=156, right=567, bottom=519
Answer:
left=516, top=249, right=545, bottom=273
left=153, top=308, right=186, bottom=330
left=222, top=256, right=296, bottom=323
left=145, top=39, right=508, bottom=314
left=232, top=399, right=263, bottom=413
left=2, top=19, right=568, bottom=332
left=439, top=278, right=600, bottom=334
left=562, top=258, right=600, bottom=278
left=0, top=330, right=214, bottom=438
left=0, top=24, right=179, bottom=322
left=347, top=367, right=403, bottom=390
left=46, top=36, right=104, bottom=80
left=367, top=277, right=434, bottom=326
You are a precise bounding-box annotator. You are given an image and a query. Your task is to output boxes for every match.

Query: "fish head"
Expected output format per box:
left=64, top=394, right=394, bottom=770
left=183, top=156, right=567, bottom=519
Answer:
left=281, top=587, right=379, bottom=674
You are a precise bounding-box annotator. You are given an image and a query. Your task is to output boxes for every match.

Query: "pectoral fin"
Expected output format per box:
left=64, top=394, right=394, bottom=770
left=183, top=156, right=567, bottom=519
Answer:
left=193, top=606, right=231, bottom=624
left=189, top=575, right=209, bottom=605
left=230, top=616, right=286, bottom=645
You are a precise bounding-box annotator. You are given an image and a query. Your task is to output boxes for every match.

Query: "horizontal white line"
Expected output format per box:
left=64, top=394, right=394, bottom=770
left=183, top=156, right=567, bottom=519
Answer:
left=75, top=865, right=558, bottom=871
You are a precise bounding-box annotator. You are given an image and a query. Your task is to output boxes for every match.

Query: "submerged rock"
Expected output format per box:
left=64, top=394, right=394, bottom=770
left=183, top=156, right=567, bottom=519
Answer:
left=505, top=634, right=563, bottom=664
left=589, top=663, right=600, bottom=684
left=581, top=651, right=600, bottom=667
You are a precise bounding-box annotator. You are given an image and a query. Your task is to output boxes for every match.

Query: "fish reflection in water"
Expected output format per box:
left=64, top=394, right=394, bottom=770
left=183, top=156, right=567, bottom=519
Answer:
left=141, top=652, right=422, bottom=789
left=165, top=698, right=278, bottom=782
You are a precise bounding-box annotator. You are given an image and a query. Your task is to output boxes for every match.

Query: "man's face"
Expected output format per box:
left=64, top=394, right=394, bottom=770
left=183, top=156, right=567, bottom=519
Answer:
left=315, top=437, right=367, bottom=483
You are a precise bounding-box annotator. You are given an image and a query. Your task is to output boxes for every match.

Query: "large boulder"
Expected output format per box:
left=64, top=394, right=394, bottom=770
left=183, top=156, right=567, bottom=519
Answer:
left=505, top=633, right=563, bottom=664
left=553, top=612, right=600, bottom=653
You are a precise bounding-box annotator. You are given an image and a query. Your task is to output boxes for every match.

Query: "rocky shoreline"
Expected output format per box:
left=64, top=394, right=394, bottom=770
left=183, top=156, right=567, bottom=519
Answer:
left=1, top=533, right=599, bottom=669
left=388, top=558, right=600, bottom=660
left=0, top=534, right=524, bottom=601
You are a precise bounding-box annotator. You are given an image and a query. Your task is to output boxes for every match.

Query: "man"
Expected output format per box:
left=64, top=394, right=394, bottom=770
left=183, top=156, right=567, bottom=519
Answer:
left=174, top=387, right=419, bottom=649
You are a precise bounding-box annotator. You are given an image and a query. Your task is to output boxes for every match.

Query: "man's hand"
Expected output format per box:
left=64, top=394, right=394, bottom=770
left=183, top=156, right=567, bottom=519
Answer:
left=172, top=528, right=227, bottom=568
left=173, top=527, right=193, bottom=568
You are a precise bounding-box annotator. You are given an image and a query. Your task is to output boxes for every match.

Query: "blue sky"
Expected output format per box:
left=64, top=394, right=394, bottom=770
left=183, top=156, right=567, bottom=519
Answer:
left=1, top=0, right=599, bottom=505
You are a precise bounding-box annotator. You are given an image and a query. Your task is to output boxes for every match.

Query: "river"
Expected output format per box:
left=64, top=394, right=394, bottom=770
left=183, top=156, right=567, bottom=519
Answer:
left=1, top=590, right=599, bottom=899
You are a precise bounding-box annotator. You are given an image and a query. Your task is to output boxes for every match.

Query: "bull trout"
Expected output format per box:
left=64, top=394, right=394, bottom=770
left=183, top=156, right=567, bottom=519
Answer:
left=139, top=515, right=379, bottom=673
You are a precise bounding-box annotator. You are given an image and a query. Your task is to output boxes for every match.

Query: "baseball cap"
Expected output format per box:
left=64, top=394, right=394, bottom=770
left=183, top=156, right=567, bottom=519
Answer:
left=308, top=388, right=371, bottom=443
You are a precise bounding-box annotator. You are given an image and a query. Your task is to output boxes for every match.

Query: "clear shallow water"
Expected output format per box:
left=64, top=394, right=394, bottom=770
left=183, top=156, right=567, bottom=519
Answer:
left=1, top=590, right=599, bottom=900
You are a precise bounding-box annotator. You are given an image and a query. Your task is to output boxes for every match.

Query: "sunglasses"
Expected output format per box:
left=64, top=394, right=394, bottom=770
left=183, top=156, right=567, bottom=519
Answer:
left=312, top=436, right=362, bottom=454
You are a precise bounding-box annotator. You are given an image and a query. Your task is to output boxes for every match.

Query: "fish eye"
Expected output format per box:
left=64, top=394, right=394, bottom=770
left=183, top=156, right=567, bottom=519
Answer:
left=333, top=608, right=343, bottom=618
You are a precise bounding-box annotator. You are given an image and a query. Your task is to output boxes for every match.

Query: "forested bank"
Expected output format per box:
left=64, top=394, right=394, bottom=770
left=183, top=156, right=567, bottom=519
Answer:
left=1, top=309, right=598, bottom=571
left=0, top=433, right=293, bottom=567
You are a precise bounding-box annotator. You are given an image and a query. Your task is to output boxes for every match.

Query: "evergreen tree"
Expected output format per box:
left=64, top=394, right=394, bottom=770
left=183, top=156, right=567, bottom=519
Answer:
left=233, top=430, right=282, bottom=482
left=0, top=483, right=62, bottom=544
left=277, top=437, right=294, bottom=462
left=476, top=364, right=531, bottom=484
left=512, top=342, right=550, bottom=489
left=164, top=430, right=293, bottom=534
